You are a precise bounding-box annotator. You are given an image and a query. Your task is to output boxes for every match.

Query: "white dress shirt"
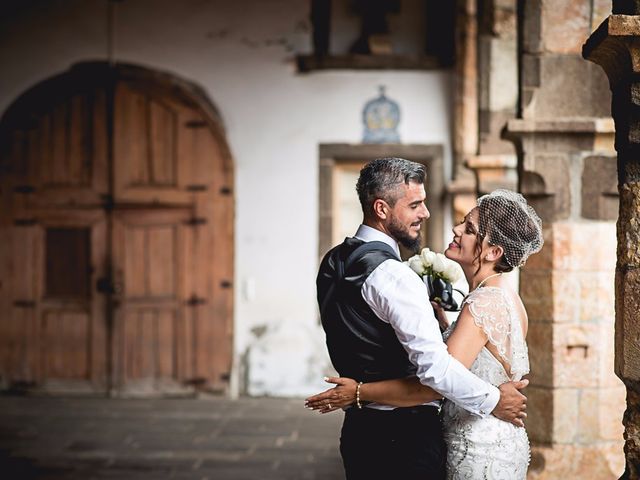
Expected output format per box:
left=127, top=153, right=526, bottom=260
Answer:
left=355, top=224, right=500, bottom=418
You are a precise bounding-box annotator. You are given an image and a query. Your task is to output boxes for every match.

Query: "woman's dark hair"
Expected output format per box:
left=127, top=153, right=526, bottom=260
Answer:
left=472, top=236, right=513, bottom=275
left=472, top=192, right=543, bottom=274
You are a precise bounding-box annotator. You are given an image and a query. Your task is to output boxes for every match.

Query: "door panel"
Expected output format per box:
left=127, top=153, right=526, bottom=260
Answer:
left=147, top=99, right=178, bottom=186
left=1, top=224, right=40, bottom=384
left=21, top=89, right=108, bottom=207
left=122, top=309, right=178, bottom=380
left=45, top=227, right=91, bottom=297
left=113, top=83, right=189, bottom=204
left=38, top=212, right=107, bottom=391
left=42, top=96, right=92, bottom=187
left=112, top=209, right=189, bottom=394
left=41, top=310, right=90, bottom=379
left=3, top=307, right=39, bottom=384
left=145, top=225, right=176, bottom=297
left=121, top=219, right=179, bottom=300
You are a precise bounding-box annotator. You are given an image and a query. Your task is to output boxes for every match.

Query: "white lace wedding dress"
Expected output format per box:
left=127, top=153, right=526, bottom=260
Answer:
left=442, top=286, right=530, bottom=480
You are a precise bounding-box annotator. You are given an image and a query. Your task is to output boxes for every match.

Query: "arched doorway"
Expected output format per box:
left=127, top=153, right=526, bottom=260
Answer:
left=0, top=62, right=234, bottom=396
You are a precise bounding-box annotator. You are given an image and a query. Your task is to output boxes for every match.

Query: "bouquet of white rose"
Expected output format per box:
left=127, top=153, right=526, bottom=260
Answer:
left=405, top=248, right=465, bottom=311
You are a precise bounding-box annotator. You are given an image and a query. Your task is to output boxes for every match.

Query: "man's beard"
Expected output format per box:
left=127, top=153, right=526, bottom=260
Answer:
left=388, top=216, right=422, bottom=253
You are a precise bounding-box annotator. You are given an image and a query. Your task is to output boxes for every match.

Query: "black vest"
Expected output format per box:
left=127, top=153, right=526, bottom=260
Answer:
left=317, top=237, right=417, bottom=383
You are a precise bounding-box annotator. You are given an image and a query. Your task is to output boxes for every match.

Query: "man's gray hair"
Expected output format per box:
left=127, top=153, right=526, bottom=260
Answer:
left=356, top=157, right=426, bottom=216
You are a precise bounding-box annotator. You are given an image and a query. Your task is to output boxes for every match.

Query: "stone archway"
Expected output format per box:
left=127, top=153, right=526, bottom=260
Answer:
left=0, top=62, right=234, bottom=396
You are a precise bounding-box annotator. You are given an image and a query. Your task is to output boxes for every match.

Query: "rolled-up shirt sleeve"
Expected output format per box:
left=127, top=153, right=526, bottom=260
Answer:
left=361, top=259, right=500, bottom=417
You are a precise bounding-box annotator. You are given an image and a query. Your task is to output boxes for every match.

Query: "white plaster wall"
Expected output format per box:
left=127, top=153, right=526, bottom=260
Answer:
left=0, top=0, right=454, bottom=397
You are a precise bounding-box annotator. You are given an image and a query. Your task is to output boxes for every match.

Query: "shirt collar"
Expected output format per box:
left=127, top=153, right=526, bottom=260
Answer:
left=354, top=224, right=401, bottom=259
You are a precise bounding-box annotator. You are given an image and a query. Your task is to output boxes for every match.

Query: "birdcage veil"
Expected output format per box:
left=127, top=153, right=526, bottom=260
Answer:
left=476, top=189, right=544, bottom=268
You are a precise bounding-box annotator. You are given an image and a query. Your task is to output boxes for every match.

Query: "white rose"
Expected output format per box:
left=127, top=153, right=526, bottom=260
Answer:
left=408, top=256, right=426, bottom=275
left=420, top=248, right=436, bottom=267
left=432, top=253, right=447, bottom=274
left=444, top=261, right=463, bottom=283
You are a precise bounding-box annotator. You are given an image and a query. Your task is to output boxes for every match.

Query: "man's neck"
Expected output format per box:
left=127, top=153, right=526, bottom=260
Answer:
left=355, top=223, right=401, bottom=259
left=362, top=219, right=392, bottom=238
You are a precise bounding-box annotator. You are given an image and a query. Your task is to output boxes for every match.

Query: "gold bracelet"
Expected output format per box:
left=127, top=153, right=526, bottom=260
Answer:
left=356, top=381, right=364, bottom=409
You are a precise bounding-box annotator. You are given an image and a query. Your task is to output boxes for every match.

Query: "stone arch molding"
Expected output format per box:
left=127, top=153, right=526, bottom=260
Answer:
left=1, top=61, right=233, bottom=172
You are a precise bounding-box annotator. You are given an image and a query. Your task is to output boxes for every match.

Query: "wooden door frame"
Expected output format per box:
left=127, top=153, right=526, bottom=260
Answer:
left=318, top=143, right=445, bottom=260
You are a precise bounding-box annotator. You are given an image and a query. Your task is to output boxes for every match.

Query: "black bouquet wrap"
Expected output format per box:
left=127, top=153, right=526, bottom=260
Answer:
left=424, top=275, right=462, bottom=312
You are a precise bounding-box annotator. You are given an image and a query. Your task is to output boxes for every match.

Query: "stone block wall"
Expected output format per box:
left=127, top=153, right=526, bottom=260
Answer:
left=507, top=1, right=626, bottom=478
left=522, top=222, right=625, bottom=478
left=449, top=2, right=629, bottom=474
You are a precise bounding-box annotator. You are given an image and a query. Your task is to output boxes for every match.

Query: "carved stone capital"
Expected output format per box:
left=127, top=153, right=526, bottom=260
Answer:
left=506, top=118, right=615, bottom=222
left=465, top=154, right=517, bottom=195
left=584, top=15, right=640, bottom=159
left=584, top=15, right=640, bottom=87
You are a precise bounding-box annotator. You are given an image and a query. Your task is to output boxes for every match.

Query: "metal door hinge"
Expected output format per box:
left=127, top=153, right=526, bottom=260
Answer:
left=100, top=194, right=115, bottom=211
left=185, top=120, right=207, bottom=129
left=13, top=300, right=36, bottom=308
left=186, top=295, right=207, bottom=306
left=13, top=185, right=35, bottom=194
left=13, top=218, right=36, bottom=226
left=96, top=276, right=123, bottom=295
left=184, top=217, right=207, bottom=226
left=186, top=185, right=208, bottom=192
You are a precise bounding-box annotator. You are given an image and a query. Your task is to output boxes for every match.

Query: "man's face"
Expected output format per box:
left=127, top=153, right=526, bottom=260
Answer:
left=385, top=181, right=430, bottom=252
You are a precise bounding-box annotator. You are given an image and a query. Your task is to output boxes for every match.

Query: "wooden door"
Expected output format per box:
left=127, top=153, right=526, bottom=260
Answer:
left=110, top=73, right=233, bottom=394
left=0, top=63, right=234, bottom=395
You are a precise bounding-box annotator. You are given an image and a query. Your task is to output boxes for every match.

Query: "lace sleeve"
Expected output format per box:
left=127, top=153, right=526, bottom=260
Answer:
left=464, top=287, right=529, bottom=380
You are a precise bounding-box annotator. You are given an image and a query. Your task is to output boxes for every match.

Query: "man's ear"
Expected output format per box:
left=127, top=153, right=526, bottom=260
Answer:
left=372, top=199, right=389, bottom=220
left=485, top=245, right=504, bottom=262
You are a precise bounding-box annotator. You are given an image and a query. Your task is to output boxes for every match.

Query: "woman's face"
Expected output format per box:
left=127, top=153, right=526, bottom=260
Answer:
left=445, top=208, right=484, bottom=267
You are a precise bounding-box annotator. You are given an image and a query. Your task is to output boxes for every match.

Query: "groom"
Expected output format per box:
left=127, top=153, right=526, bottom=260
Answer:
left=316, top=158, right=528, bottom=479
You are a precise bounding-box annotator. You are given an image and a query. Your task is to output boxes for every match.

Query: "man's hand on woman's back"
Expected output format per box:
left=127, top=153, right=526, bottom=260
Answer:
left=492, top=379, right=528, bottom=427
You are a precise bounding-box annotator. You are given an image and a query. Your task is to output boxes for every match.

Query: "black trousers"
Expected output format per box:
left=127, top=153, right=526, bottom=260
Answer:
left=340, top=405, right=446, bottom=480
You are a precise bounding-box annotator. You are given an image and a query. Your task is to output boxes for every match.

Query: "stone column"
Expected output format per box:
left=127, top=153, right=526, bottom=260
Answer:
left=450, top=0, right=479, bottom=220
left=467, top=0, right=518, bottom=195
left=451, top=0, right=519, bottom=215
left=584, top=6, right=640, bottom=478
left=506, top=1, right=626, bottom=478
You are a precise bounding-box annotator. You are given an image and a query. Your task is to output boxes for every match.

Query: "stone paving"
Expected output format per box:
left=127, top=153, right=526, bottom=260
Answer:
left=0, top=395, right=344, bottom=479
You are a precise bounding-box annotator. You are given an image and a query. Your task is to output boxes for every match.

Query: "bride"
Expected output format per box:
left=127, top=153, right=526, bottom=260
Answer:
left=306, top=189, right=543, bottom=479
